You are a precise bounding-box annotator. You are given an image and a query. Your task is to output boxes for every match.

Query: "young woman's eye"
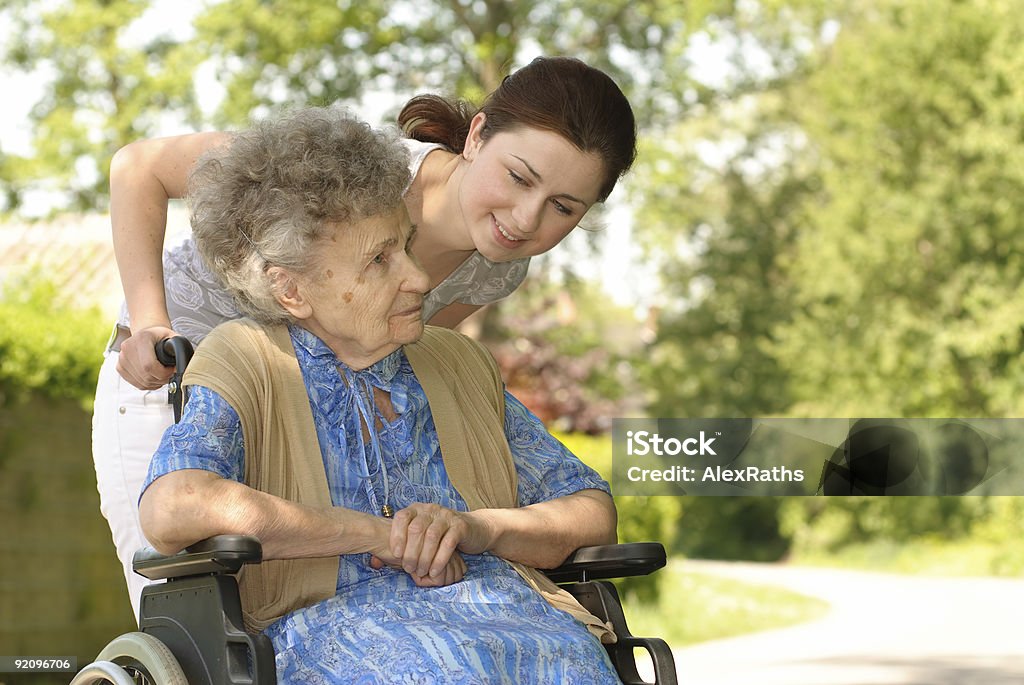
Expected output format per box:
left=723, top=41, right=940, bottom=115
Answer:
left=552, top=200, right=573, bottom=217
left=508, top=170, right=528, bottom=186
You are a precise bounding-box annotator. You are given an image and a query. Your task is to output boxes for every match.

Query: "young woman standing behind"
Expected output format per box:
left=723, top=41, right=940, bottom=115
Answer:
left=95, top=56, right=636, bottom=618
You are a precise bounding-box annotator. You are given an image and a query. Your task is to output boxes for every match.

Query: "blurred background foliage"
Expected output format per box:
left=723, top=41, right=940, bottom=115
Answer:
left=0, top=274, right=109, bottom=410
left=3, top=0, right=1024, bottom=674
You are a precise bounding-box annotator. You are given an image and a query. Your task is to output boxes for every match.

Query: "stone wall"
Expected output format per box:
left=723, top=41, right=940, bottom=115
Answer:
left=0, top=394, right=135, bottom=685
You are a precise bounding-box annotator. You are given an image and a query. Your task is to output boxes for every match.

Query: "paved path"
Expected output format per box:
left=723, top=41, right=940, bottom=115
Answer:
left=636, top=560, right=1024, bottom=684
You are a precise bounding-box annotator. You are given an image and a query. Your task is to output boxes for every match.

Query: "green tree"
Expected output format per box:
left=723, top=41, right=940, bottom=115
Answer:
left=637, top=0, right=1024, bottom=560
left=636, top=102, right=815, bottom=418
left=775, top=0, right=1024, bottom=417
left=190, top=0, right=701, bottom=128
left=642, top=0, right=1024, bottom=419
left=635, top=47, right=829, bottom=416
left=0, top=274, right=109, bottom=409
left=1, top=0, right=784, bottom=217
left=2, top=0, right=201, bottom=215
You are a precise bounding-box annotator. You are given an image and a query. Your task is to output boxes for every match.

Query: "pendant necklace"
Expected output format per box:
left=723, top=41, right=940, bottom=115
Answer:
left=372, top=403, right=393, bottom=518
left=368, top=387, right=393, bottom=518
left=345, top=366, right=395, bottom=519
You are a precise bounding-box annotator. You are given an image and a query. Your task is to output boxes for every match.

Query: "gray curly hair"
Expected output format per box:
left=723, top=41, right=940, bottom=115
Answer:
left=188, top=106, right=411, bottom=324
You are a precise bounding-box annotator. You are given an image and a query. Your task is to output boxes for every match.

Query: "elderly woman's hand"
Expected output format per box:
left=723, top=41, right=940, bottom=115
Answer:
left=388, top=503, right=493, bottom=581
left=368, top=550, right=467, bottom=587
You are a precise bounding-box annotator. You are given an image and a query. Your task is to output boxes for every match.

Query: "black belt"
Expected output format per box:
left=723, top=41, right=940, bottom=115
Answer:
left=106, top=324, right=132, bottom=353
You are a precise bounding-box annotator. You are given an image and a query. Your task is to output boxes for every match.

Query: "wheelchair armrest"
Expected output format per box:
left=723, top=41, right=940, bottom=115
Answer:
left=133, top=534, right=263, bottom=581
left=542, top=542, right=666, bottom=584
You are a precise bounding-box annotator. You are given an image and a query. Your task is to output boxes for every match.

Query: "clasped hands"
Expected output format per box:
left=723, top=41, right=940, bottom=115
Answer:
left=369, top=503, right=492, bottom=588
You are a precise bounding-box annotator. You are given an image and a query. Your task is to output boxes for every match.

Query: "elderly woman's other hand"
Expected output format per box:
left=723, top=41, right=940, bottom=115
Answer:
left=388, top=503, right=493, bottom=581
left=368, top=544, right=468, bottom=587
left=391, top=491, right=617, bottom=572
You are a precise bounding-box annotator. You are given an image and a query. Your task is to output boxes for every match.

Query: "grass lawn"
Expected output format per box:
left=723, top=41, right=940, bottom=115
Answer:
left=619, top=559, right=829, bottom=648
left=791, top=538, right=1024, bottom=577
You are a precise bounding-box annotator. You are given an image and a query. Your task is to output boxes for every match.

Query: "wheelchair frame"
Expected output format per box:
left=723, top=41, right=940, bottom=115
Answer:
left=70, top=536, right=676, bottom=684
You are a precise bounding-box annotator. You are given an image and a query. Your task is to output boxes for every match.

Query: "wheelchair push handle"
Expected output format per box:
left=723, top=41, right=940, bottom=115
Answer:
left=155, top=336, right=194, bottom=371
left=155, top=336, right=195, bottom=423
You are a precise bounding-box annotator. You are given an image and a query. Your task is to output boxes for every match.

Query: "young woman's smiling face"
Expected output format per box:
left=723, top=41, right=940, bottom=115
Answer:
left=457, top=114, right=606, bottom=262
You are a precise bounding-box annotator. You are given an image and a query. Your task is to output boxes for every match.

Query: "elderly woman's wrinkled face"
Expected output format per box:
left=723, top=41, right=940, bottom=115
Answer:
left=284, top=206, right=429, bottom=368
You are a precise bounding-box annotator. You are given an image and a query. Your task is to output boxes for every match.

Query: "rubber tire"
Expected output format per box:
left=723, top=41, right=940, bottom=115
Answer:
left=95, top=632, right=188, bottom=685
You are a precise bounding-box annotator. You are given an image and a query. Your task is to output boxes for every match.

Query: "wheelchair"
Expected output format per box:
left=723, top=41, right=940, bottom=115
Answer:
left=71, top=536, right=677, bottom=684
left=72, top=338, right=677, bottom=684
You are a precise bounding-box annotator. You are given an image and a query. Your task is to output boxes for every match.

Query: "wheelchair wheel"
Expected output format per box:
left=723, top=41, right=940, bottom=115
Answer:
left=90, top=632, right=187, bottom=685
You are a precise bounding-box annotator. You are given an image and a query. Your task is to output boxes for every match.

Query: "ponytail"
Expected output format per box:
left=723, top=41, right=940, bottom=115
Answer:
left=398, top=94, right=475, bottom=152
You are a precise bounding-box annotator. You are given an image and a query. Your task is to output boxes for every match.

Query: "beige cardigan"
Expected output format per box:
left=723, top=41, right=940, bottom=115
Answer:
left=183, top=320, right=614, bottom=642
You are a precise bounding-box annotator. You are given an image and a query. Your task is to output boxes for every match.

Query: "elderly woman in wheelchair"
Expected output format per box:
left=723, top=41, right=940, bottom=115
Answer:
left=83, top=106, right=649, bottom=684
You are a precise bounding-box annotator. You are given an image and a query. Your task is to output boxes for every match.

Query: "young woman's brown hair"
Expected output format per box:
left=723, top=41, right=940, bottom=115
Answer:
left=399, top=56, right=636, bottom=202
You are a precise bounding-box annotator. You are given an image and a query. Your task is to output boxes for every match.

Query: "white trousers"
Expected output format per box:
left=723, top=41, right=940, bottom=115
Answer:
left=91, top=350, right=173, bottom=622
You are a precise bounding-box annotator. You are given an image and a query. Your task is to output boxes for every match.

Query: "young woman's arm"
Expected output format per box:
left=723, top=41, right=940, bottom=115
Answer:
left=109, top=131, right=231, bottom=389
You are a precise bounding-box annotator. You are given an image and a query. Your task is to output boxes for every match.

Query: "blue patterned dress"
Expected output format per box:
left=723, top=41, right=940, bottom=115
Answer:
left=144, top=326, right=621, bottom=684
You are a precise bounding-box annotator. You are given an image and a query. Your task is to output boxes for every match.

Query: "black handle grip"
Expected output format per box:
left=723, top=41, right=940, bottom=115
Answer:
left=155, top=337, right=195, bottom=423
left=155, top=336, right=194, bottom=372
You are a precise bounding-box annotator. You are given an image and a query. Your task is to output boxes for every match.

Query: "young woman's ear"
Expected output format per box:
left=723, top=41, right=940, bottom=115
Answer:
left=463, top=112, right=487, bottom=161
left=269, top=267, right=312, bottom=320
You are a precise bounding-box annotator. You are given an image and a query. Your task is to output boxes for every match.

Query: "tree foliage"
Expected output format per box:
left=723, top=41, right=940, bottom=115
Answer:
left=0, top=0, right=823, bottom=217
left=774, top=0, right=1024, bottom=417
left=0, top=274, right=109, bottom=409
left=641, top=0, right=1024, bottom=420
left=0, top=0, right=719, bottom=216
left=636, top=95, right=815, bottom=417
left=2, top=0, right=202, bottom=214
left=190, top=0, right=704, bottom=127
left=631, top=0, right=1024, bottom=562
